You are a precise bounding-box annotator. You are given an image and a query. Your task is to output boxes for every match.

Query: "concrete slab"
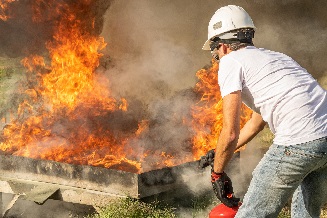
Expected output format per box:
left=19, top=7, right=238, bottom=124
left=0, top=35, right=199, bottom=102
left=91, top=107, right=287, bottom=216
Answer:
left=0, top=154, right=204, bottom=203
left=0, top=154, right=138, bottom=197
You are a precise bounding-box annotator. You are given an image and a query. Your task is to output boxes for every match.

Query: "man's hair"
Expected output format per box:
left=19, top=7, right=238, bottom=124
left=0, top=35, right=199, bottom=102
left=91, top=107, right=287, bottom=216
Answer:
left=210, top=28, right=254, bottom=51
left=227, top=41, right=253, bottom=51
left=224, top=28, right=254, bottom=51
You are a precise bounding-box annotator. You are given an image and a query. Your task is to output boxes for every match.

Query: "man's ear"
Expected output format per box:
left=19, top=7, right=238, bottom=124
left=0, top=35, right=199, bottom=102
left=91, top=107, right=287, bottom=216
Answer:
left=222, top=44, right=232, bottom=54
left=222, top=44, right=229, bottom=54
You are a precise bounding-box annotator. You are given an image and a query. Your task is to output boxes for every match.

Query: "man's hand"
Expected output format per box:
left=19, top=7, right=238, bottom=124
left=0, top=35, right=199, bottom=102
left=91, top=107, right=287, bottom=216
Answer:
left=199, top=149, right=240, bottom=207
left=199, top=149, right=215, bottom=169
left=211, top=171, right=240, bottom=208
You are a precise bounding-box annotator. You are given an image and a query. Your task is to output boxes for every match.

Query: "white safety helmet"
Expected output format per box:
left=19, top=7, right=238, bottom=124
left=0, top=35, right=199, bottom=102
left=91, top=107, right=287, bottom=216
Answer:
left=202, top=5, right=256, bottom=50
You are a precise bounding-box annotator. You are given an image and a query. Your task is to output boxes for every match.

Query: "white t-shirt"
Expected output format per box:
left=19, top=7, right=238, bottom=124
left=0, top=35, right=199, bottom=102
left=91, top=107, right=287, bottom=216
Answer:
left=218, top=46, right=327, bottom=145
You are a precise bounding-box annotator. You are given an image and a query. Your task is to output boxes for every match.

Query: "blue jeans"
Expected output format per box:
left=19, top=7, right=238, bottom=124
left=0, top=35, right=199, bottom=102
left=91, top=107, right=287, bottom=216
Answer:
left=235, top=137, right=327, bottom=218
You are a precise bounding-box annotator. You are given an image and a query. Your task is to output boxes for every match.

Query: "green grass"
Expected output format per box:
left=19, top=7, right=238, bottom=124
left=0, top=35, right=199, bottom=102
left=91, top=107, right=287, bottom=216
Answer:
left=86, top=197, right=327, bottom=218
left=86, top=197, right=177, bottom=218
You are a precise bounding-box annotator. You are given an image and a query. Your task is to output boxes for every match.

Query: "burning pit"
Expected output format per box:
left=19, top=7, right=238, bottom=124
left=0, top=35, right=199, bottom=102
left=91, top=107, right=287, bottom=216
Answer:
left=0, top=0, right=251, bottom=182
left=0, top=152, right=202, bottom=200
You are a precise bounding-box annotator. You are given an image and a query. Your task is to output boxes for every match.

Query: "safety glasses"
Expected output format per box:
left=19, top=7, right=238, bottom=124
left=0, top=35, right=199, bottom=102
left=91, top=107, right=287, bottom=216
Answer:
left=209, top=37, right=222, bottom=61
left=209, top=37, right=222, bottom=52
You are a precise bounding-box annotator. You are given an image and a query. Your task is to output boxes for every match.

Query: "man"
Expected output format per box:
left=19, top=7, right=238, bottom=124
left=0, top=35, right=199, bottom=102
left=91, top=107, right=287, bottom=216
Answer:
left=202, top=5, right=327, bottom=217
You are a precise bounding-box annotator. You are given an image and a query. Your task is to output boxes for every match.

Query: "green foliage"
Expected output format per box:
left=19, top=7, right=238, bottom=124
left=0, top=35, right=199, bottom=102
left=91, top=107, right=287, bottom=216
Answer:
left=0, top=58, right=26, bottom=111
left=277, top=205, right=327, bottom=218
left=277, top=207, right=291, bottom=218
left=0, top=67, right=14, bottom=81
left=321, top=205, right=327, bottom=218
left=0, top=67, right=17, bottom=109
left=189, top=196, right=218, bottom=218
left=0, top=57, right=21, bottom=79
left=257, top=126, right=274, bottom=148
left=319, top=75, right=327, bottom=90
left=87, top=197, right=176, bottom=218
left=87, top=197, right=327, bottom=218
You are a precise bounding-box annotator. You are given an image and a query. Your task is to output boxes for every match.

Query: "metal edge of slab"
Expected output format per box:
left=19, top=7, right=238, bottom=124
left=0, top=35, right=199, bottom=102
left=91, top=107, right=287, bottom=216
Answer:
left=0, top=154, right=139, bottom=198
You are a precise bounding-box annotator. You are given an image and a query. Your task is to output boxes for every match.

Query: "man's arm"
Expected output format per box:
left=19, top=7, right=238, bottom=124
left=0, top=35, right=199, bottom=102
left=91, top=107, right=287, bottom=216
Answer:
left=213, top=91, right=242, bottom=173
left=235, top=110, right=266, bottom=150
left=213, top=91, right=267, bottom=173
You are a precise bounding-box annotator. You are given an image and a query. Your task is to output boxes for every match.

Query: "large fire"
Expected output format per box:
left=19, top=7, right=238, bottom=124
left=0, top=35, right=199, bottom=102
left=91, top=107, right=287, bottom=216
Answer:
left=0, top=1, right=251, bottom=173
left=0, top=0, right=144, bottom=173
left=191, top=60, right=252, bottom=160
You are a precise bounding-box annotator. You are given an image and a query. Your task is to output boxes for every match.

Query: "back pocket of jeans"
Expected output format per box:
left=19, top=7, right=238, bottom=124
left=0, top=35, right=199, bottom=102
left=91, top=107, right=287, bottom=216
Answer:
left=276, top=148, right=323, bottom=185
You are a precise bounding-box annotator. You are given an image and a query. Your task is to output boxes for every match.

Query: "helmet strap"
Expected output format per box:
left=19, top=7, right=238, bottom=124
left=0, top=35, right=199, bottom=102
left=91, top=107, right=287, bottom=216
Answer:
left=236, top=29, right=255, bottom=43
left=217, top=29, right=254, bottom=44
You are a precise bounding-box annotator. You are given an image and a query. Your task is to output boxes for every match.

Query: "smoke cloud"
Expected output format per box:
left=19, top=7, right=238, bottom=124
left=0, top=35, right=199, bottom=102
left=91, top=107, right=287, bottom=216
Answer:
left=101, top=0, right=327, bottom=95
left=0, top=0, right=112, bottom=57
left=99, top=0, right=327, bottom=194
left=0, top=1, right=326, bottom=215
left=1, top=0, right=326, bottom=190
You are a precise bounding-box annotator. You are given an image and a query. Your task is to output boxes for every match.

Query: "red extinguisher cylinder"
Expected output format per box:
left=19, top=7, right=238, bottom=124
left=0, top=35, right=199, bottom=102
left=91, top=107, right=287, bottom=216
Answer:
left=209, top=203, right=241, bottom=218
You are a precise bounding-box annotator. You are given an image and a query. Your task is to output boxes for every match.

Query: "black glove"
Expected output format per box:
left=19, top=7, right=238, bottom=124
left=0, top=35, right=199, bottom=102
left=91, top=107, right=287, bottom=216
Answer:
left=211, top=171, right=240, bottom=208
left=199, top=149, right=215, bottom=169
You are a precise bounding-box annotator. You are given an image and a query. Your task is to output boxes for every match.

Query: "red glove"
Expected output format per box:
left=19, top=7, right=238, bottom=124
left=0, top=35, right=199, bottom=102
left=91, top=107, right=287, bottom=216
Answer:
left=211, top=171, right=240, bottom=208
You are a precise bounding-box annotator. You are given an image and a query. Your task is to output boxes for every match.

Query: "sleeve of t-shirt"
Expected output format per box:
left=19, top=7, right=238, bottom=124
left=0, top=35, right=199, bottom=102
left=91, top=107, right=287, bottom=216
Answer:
left=218, top=56, right=244, bottom=98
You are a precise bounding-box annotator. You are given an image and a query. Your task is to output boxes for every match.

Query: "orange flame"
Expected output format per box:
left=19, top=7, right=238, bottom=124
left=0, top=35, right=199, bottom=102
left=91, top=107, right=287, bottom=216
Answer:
left=0, top=0, right=145, bottom=173
left=191, top=60, right=252, bottom=159
left=119, top=98, right=128, bottom=111
left=0, top=0, right=251, bottom=173
left=0, top=0, right=15, bottom=21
